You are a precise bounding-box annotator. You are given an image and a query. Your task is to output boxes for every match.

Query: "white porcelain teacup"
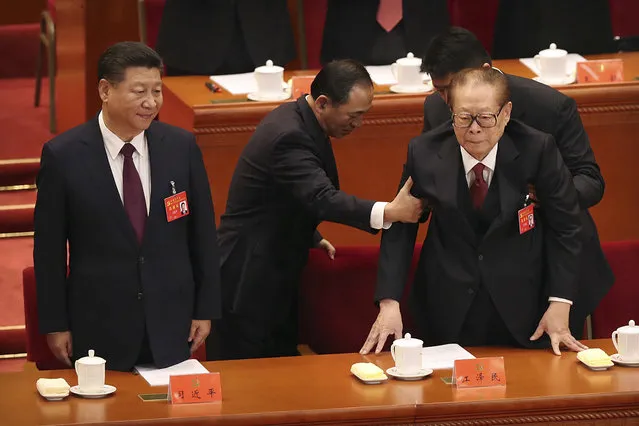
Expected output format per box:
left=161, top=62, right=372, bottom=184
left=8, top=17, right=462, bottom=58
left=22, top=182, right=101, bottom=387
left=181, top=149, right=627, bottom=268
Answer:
left=390, top=333, right=423, bottom=375
left=534, top=43, right=568, bottom=83
left=75, top=349, right=106, bottom=393
left=254, top=59, right=285, bottom=98
left=391, top=52, right=423, bottom=88
left=612, top=320, right=639, bottom=362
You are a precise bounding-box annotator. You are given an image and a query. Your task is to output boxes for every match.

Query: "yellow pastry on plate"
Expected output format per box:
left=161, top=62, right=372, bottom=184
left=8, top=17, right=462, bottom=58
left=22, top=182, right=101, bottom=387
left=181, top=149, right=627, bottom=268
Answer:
left=350, top=362, right=388, bottom=382
left=577, top=348, right=614, bottom=369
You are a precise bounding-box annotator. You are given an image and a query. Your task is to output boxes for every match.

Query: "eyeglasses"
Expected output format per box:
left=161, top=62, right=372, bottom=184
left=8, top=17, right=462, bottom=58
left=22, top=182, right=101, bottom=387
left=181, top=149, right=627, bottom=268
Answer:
left=452, top=104, right=506, bottom=128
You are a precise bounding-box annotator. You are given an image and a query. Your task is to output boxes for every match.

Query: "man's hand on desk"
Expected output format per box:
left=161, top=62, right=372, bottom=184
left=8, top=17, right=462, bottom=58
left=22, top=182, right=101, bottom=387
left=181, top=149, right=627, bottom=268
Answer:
left=189, top=320, right=211, bottom=354
left=360, top=299, right=403, bottom=355
left=316, top=238, right=336, bottom=260
left=384, top=177, right=424, bottom=223
left=46, top=331, right=72, bottom=366
left=530, top=301, right=588, bottom=355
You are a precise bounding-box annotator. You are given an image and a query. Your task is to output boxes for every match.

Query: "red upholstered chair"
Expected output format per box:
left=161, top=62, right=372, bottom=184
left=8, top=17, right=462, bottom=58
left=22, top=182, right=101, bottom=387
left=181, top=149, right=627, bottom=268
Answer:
left=22, top=267, right=68, bottom=370
left=23, top=266, right=206, bottom=369
left=591, top=241, right=639, bottom=339
left=137, top=0, right=166, bottom=49
left=299, top=245, right=421, bottom=354
left=34, top=0, right=57, bottom=134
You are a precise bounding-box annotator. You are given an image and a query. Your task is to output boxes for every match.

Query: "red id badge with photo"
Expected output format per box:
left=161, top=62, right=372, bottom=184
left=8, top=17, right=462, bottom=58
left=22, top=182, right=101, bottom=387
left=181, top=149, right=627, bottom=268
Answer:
left=165, top=191, right=189, bottom=222
left=518, top=204, right=535, bottom=234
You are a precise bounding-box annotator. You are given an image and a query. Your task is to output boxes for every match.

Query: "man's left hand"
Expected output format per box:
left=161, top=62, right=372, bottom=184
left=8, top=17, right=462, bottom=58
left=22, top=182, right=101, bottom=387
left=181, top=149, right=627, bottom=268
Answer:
left=530, top=301, right=588, bottom=355
left=316, top=238, right=336, bottom=260
left=188, top=320, right=211, bottom=354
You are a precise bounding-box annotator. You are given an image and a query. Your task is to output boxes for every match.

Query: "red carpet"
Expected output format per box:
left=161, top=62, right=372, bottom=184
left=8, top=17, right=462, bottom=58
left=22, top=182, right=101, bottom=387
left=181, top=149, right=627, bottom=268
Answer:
left=0, top=77, right=52, bottom=160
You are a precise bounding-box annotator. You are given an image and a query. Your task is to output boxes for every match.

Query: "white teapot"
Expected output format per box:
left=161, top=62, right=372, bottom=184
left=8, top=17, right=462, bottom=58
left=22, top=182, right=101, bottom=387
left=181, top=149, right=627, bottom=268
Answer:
left=254, top=59, right=285, bottom=98
left=534, top=43, right=569, bottom=83
left=391, top=52, right=423, bottom=88
left=75, top=349, right=106, bottom=393
left=612, top=320, right=639, bottom=362
left=390, top=333, right=423, bottom=375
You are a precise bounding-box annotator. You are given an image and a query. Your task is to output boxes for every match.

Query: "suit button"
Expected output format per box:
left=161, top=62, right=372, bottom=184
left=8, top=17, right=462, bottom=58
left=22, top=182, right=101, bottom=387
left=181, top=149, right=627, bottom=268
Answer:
left=139, top=256, right=145, bottom=264
left=468, top=289, right=475, bottom=295
left=478, top=254, right=483, bottom=261
left=137, top=292, right=143, bottom=300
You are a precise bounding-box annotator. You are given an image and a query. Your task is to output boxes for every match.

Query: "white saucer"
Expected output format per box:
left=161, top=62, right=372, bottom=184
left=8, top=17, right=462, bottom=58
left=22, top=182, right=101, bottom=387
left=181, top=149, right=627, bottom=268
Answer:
left=386, top=367, right=433, bottom=381
left=611, top=354, right=639, bottom=367
left=390, top=83, right=433, bottom=94
left=532, top=75, right=576, bottom=86
left=70, top=384, right=116, bottom=398
left=247, top=90, right=291, bottom=102
left=40, top=392, right=69, bottom=401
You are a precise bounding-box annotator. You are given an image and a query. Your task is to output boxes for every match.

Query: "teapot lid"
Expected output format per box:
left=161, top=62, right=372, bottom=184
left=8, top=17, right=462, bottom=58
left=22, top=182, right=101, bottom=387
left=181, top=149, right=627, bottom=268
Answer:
left=396, top=52, right=422, bottom=66
left=77, top=349, right=106, bottom=365
left=393, top=332, right=423, bottom=347
left=539, top=43, right=567, bottom=57
left=255, top=60, right=283, bottom=74
left=618, top=320, right=639, bottom=334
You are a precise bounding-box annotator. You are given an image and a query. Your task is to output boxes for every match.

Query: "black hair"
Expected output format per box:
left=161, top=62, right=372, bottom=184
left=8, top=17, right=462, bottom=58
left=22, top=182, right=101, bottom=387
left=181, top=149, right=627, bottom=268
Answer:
left=98, top=41, right=163, bottom=83
left=310, top=59, right=373, bottom=105
left=421, top=27, right=492, bottom=79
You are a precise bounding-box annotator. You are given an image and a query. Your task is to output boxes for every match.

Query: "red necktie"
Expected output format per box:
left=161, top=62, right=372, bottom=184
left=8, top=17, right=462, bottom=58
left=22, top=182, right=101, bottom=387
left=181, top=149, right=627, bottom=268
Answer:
left=121, top=143, right=147, bottom=244
left=470, top=163, right=488, bottom=210
left=377, top=0, right=403, bottom=32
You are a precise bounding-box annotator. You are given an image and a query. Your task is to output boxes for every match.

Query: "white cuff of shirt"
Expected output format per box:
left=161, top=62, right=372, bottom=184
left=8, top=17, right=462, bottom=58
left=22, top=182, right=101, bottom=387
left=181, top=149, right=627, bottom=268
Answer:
left=370, top=202, right=392, bottom=230
left=548, top=297, right=573, bottom=305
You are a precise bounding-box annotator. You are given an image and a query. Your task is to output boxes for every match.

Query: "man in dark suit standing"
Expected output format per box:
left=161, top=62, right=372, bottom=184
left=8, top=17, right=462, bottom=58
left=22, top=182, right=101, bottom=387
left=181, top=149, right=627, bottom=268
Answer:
left=156, top=0, right=296, bottom=75
left=419, top=27, right=613, bottom=340
left=34, top=42, right=221, bottom=372
left=207, top=59, right=424, bottom=361
left=362, top=68, right=588, bottom=355
left=321, top=0, right=450, bottom=65
left=492, top=0, right=616, bottom=59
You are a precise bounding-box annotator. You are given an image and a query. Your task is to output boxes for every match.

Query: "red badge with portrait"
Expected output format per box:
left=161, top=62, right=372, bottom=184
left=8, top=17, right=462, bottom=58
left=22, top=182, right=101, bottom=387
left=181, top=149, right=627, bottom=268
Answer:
left=165, top=191, right=189, bottom=222
left=518, top=204, right=535, bottom=235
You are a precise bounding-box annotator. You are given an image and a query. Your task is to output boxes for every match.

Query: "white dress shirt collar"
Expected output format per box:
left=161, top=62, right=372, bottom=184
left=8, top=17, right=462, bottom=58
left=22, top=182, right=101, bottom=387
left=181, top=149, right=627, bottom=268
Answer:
left=460, top=143, right=499, bottom=177
left=98, top=111, right=147, bottom=159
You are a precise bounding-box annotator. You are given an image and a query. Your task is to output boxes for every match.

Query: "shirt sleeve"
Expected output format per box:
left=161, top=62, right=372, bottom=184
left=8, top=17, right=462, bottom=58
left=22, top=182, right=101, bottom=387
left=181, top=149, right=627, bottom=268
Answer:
left=370, top=202, right=392, bottom=230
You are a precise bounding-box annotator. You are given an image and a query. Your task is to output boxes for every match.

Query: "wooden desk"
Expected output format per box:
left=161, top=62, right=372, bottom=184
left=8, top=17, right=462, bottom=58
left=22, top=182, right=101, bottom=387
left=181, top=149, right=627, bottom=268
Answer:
left=160, top=53, right=639, bottom=246
left=1, top=340, right=638, bottom=425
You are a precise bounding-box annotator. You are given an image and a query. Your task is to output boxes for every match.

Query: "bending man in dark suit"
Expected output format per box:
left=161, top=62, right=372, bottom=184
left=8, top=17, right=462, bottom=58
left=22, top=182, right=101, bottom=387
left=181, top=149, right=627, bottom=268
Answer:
left=321, top=0, right=449, bottom=65
left=419, top=27, right=613, bottom=340
left=362, top=68, right=588, bottom=355
left=207, top=60, right=424, bottom=360
left=156, top=0, right=296, bottom=75
left=34, top=42, right=221, bottom=371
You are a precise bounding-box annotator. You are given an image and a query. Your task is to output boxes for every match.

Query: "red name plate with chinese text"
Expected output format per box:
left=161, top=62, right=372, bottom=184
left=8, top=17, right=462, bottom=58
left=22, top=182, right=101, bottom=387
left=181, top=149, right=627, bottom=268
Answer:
left=168, top=372, right=222, bottom=404
left=577, top=59, right=624, bottom=84
left=454, top=357, right=506, bottom=388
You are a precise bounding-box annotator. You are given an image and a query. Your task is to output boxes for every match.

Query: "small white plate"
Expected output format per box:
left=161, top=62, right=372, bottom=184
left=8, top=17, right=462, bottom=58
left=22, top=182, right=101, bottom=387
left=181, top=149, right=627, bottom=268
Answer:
left=247, top=90, right=291, bottom=102
left=40, top=392, right=69, bottom=401
left=611, top=354, right=639, bottom=367
left=390, top=83, right=433, bottom=94
left=532, top=75, right=576, bottom=86
left=351, top=372, right=388, bottom=385
left=70, top=384, right=117, bottom=398
left=386, top=367, right=433, bottom=381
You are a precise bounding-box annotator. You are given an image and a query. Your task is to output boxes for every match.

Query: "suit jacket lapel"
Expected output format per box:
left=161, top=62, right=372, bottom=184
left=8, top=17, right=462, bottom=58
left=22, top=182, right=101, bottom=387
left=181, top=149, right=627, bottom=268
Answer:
left=81, top=117, right=138, bottom=246
left=484, top=131, right=525, bottom=240
left=144, top=122, right=169, bottom=246
left=434, top=134, right=476, bottom=244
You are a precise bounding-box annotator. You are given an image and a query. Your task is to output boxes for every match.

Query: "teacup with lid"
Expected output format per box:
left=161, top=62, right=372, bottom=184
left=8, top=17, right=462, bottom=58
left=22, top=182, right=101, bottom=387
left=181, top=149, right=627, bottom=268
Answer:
left=75, top=349, right=106, bottom=393
left=391, top=333, right=423, bottom=375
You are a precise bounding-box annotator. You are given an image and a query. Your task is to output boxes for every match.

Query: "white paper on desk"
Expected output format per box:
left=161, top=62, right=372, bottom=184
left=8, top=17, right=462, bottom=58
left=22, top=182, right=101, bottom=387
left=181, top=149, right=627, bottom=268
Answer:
left=421, top=343, right=476, bottom=370
left=519, top=54, right=587, bottom=77
left=134, top=359, right=209, bottom=387
left=210, top=72, right=257, bottom=95
left=365, top=65, right=398, bottom=85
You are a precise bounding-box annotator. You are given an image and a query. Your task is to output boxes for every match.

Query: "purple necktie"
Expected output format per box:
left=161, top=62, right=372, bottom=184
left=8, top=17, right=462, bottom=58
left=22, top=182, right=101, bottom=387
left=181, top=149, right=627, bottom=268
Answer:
left=121, top=143, right=146, bottom=244
left=470, top=163, right=488, bottom=210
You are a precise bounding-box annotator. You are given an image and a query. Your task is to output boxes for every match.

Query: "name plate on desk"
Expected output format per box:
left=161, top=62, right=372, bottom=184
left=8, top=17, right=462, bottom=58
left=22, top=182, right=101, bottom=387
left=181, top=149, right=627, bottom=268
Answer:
left=577, top=59, right=624, bottom=83
left=291, top=76, right=314, bottom=99
left=454, top=357, right=506, bottom=388
left=168, top=372, right=222, bottom=404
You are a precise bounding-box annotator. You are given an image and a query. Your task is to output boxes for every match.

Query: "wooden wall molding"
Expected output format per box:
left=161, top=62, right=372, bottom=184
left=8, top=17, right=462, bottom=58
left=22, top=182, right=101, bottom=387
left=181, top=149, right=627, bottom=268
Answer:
left=417, top=409, right=639, bottom=425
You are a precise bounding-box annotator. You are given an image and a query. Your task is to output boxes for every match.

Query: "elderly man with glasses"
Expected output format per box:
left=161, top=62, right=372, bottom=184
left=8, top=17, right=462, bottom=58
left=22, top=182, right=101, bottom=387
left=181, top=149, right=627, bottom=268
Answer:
left=361, top=67, right=587, bottom=356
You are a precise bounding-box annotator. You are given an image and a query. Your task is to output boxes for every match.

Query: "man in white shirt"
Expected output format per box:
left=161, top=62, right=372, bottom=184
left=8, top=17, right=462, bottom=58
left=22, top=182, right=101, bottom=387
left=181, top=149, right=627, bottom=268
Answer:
left=362, top=68, right=587, bottom=355
left=34, top=42, right=221, bottom=371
